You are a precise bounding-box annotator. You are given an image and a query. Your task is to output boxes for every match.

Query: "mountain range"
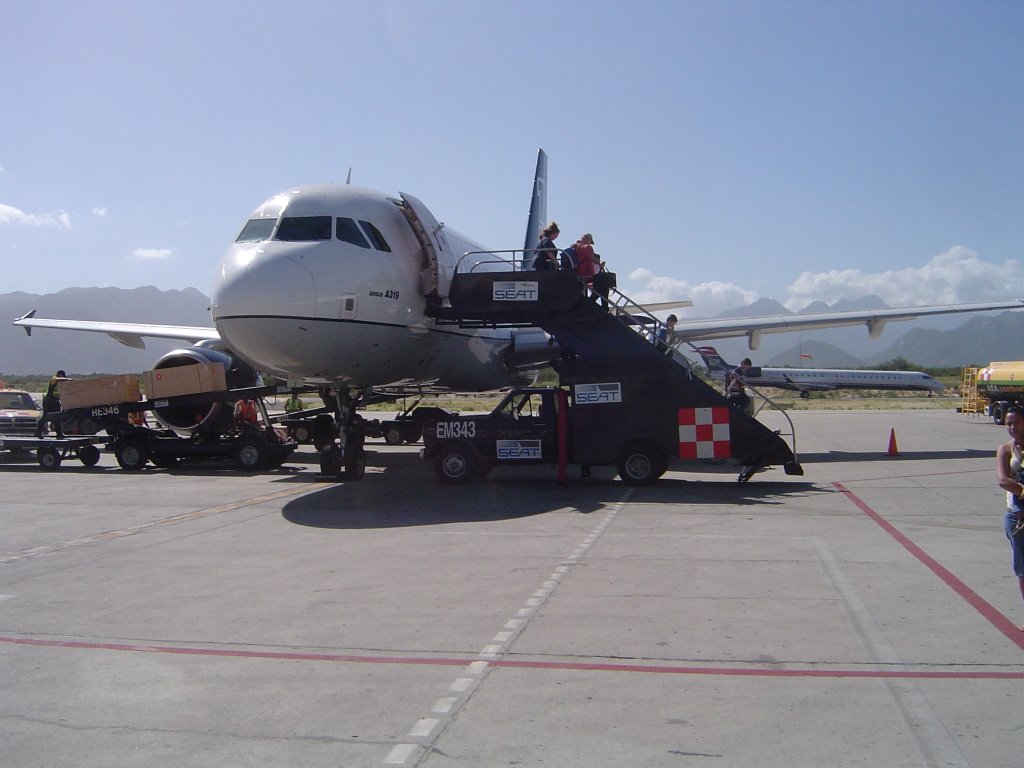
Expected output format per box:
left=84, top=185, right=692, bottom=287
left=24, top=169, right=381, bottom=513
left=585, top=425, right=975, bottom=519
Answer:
left=701, top=295, right=1024, bottom=369
left=1, top=287, right=1021, bottom=375
left=1, top=287, right=211, bottom=376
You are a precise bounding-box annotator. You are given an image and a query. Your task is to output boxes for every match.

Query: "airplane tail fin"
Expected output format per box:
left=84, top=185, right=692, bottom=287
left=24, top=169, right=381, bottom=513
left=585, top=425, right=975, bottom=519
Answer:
left=695, top=345, right=730, bottom=374
left=523, top=149, right=548, bottom=253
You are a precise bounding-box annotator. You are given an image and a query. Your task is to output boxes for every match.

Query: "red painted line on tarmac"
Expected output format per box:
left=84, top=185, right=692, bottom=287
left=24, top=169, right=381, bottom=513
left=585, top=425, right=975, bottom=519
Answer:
left=833, top=481, right=1024, bottom=650
left=2, top=634, right=1021, bottom=679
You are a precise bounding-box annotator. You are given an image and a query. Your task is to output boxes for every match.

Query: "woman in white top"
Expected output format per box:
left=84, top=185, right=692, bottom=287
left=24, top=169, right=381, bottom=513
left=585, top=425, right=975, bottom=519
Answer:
left=995, top=404, right=1024, bottom=618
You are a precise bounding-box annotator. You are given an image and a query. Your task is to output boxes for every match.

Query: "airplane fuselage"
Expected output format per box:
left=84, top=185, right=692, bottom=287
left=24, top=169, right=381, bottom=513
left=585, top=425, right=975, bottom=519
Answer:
left=695, top=347, right=944, bottom=394
left=211, top=185, right=520, bottom=390
left=738, top=367, right=945, bottom=394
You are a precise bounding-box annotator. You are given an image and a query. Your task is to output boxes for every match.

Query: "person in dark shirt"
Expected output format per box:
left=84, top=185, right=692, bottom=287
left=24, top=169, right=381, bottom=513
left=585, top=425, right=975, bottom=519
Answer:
left=36, top=369, right=70, bottom=438
left=531, top=222, right=560, bottom=270
left=726, top=358, right=753, bottom=412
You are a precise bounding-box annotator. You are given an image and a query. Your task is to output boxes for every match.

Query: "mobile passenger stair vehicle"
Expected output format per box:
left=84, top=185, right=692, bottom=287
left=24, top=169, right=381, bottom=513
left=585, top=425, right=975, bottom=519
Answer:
left=424, top=253, right=802, bottom=485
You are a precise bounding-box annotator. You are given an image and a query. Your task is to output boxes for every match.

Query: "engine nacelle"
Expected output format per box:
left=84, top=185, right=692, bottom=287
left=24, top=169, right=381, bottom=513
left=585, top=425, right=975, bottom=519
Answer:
left=150, top=344, right=259, bottom=433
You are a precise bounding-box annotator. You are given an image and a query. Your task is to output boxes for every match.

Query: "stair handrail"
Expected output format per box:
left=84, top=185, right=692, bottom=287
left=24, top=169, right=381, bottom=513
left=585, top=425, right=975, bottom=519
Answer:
left=455, top=249, right=550, bottom=274
left=749, top=387, right=799, bottom=461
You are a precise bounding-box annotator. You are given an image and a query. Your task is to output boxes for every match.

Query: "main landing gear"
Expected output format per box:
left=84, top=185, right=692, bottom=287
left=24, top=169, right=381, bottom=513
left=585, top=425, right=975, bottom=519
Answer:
left=317, top=387, right=367, bottom=480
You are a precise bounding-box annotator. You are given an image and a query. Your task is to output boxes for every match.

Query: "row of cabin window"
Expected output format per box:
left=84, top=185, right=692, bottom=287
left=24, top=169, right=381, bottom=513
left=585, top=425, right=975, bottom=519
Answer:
left=236, top=216, right=391, bottom=252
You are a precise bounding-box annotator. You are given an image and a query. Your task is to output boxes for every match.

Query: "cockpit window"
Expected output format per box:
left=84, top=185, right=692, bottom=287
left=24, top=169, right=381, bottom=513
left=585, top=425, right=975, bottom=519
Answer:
left=336, top=217, right=370, bottom=249
left=235, top=218, right=277, bottom=242
left=275, top=216, right=332, bottom=241
left=359, top=220, right=392, bottom=252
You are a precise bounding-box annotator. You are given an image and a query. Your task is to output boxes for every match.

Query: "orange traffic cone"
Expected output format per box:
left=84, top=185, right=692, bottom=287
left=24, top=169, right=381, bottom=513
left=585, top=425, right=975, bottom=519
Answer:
left=887, top=428, right=899, bottom=457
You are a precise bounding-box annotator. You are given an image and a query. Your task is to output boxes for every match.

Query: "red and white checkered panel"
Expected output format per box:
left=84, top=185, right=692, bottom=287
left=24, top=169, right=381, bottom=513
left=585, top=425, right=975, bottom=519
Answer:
left=678, top=406, right=731, bottom=459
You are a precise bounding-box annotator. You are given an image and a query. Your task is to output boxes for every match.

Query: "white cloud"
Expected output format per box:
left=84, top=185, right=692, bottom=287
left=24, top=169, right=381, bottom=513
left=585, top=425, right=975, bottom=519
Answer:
left=92, top=207, right=107, bottom=217
left=131, top=247, right=173, bottom=260
left=626, top=268, right=759, bottom=318
left=0, top=202, right=72, bottom=230
left=783, top=246, right=1024, bottom=310
left=628, top=248, right=1024, bottom=316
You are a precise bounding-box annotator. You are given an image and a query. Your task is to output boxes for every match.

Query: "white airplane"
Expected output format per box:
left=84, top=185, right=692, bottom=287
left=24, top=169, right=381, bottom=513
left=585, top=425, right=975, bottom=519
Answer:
left=694, top=346, right=945, bottom=397
left=12, top=149, right=1022, bottom=474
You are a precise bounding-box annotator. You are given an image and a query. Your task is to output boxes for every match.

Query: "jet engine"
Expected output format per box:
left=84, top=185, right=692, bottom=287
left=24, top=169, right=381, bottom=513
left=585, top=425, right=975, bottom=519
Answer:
left=504, top=328, right=560, bottom=369
left=149, top=343, right=259, bottom=433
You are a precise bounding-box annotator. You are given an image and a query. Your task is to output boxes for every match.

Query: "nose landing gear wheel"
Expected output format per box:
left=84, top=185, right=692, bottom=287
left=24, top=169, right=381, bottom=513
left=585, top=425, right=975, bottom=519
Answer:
left=319, top=443, right=366, bottom=480
left=319, top=444, right=342, bottom=477
left=344, top=446, right=366, bottom=479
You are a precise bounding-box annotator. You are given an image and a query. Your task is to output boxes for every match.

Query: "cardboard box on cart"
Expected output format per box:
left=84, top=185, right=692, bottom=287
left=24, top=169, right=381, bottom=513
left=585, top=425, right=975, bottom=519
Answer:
left=61, top=374, right=141, bottom=409
left=143, top=363, right=228, bottom=399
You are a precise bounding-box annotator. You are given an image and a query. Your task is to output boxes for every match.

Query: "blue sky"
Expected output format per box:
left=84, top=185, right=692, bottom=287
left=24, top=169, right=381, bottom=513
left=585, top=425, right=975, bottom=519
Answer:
left=3, top=0, right=1022, bottom=317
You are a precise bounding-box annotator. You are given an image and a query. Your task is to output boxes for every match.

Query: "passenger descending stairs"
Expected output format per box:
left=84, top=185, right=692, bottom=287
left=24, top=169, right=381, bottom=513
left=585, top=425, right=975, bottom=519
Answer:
left=429, top=264, right=800, bottom=471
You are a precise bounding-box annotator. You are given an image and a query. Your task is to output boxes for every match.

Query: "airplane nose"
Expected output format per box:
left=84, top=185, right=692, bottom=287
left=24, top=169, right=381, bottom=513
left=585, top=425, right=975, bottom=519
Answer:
left=211, top=243, right=317, bottom=371
left=212, top=243, right=316, bottom=319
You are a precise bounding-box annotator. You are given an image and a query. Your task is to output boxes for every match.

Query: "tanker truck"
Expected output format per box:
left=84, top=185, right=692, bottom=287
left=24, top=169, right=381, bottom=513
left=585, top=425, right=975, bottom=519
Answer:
left=976, top=361, right=1024, bottom=424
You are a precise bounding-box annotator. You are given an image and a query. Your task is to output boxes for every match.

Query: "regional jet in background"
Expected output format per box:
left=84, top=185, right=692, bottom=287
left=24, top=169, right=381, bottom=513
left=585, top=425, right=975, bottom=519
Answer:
left=12, top=149, right=1020, bottom=473
left=695, top=346, right=946, bottom=397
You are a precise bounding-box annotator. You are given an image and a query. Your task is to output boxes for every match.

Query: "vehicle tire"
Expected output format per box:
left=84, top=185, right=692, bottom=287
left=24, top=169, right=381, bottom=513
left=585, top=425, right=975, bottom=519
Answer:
left=151, top=455, right=179, bottom=469
left=384, top=425, right=404, bottom=445
left=434, top=444, right=477, bottom=484
left=116, top=439, right=149, bottom=471
left=234, top=435, right=268, bottom=471
left=37, top=446, right=62, bottom=470
left=617, top=443, right=661, bottom=486
left=75, top=417, right=100, bottom=435
left=319, top=444, right=342, bottom=476
left=403, top=425, right=423, bottom=444
left=992, top=402, right=1006, bottom=425
left=312, top=414, right=337, bottom=451
left=77, top=443, right=101, bottom=467
left=344, top=446, right=366, bottom=480
left=291, top=423, right=311, bottom=444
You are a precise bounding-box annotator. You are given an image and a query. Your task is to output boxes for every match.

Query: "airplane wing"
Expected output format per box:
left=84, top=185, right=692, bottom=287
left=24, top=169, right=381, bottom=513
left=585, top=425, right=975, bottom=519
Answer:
left=636, top=299, right=693, bottom=313
left=13, top=310, right=219, bottom=349
left=671, top=300, right=1024, bottom=350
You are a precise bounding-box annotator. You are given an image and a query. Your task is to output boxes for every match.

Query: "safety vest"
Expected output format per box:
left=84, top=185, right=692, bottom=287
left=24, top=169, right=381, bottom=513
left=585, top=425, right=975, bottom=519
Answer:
left=236, top=400, right=257, bottom=423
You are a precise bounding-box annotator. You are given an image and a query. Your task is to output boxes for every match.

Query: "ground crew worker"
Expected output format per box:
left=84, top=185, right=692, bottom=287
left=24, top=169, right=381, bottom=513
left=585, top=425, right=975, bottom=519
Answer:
left=234, top=399, right=258, bottom=429
left=284, top=393, right=305, bottom=413
left=36, top=369, right=70, bottom=438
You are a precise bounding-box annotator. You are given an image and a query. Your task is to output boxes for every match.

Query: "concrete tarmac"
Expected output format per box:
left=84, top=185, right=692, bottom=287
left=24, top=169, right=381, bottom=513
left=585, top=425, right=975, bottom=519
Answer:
left=1, top=409, right=1021, bottom=767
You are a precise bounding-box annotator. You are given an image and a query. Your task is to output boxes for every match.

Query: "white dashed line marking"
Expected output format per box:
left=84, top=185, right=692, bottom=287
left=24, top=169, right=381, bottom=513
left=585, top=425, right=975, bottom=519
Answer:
left=432, top=697, right=457, bottom=714
left=384, top=743, right=418, bottom=764
left=382, top=491, right=632, bottom=764
left=450, top=677, right=474, bottom=693
left=408, top=718, right=438, bottom=737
